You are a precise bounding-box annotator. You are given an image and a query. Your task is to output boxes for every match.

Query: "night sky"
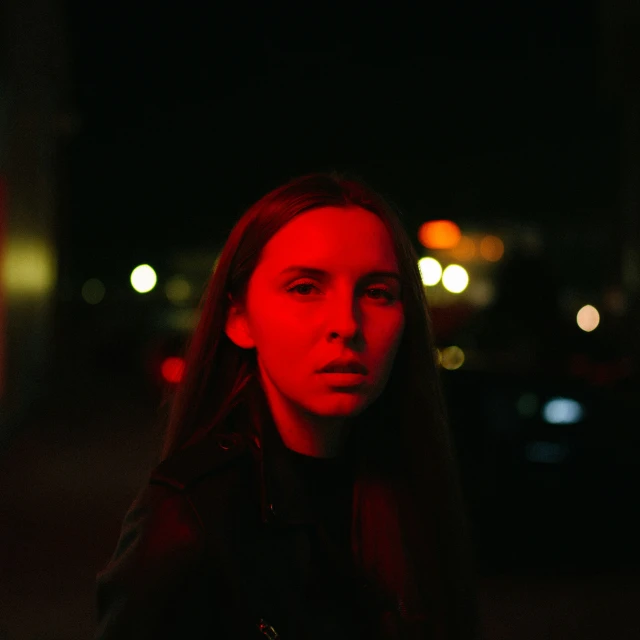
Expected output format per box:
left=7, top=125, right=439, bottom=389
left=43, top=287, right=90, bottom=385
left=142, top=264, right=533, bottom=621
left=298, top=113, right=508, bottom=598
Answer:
left=62, top=1, right=617, bottom=281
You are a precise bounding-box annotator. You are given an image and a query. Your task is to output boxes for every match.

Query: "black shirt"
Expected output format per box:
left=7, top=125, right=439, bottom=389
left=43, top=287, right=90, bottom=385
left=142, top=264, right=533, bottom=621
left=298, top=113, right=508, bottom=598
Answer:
left=283, top=446, right=354, bottom=558
left=280, top=445, right=376, bottom=625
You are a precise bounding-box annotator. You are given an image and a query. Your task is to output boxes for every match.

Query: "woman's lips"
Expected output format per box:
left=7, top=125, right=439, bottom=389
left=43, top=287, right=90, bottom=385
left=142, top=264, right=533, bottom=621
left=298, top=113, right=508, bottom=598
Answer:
left=318, top=372, right=367, bottom=386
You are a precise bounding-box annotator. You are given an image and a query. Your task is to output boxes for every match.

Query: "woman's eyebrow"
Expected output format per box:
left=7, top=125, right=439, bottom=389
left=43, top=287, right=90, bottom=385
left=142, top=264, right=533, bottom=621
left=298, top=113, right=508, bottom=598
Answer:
left=278, top=265, right=401, bottom=282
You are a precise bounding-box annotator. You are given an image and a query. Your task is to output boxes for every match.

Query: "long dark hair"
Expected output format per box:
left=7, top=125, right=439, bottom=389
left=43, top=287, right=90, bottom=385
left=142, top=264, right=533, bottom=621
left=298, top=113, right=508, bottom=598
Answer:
left=160, top=172, right=479, bottom=638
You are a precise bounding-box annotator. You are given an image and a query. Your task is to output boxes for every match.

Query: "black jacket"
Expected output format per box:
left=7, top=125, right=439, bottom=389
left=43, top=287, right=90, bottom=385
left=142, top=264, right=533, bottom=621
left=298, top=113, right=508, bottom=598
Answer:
left=94, top=392, right=427, bottom=639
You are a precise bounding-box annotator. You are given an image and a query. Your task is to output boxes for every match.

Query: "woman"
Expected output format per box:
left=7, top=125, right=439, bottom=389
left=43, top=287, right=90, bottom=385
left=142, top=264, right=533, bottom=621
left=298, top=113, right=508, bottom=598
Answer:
left=94, top=172, right=480, bottom=639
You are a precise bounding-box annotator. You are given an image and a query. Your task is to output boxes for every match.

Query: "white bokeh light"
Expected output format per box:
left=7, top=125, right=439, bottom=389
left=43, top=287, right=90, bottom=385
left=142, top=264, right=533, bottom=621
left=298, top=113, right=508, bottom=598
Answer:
left=418, top=257, right=443, bottom=286
left=130, top=264, right=157, bottom=293
left=442, top=264, right=469, bottom=293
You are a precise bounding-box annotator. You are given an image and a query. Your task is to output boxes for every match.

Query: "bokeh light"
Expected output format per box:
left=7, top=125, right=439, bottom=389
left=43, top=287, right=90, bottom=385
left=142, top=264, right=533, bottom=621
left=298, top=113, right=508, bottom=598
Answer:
left=3, top=238, right=56, bottom=295
left=466, top=278, right=495, bottom=307
left=516, top=392, right=539, bottom=418
left=576, top=305, right=600, bottom=332
left=161, top=356, right=185, bottom=384
left=479, top=235, right=504, bottom=261
left=542, top=397, right=585, bottom=424
left=165, top=275, right=192, bottom=305
left=442, top=264, right=469, bottom=293
left=440, top=346, right=465, bottom=370
left=450, top=236, right=476, bottom=261
left=81, top=278, right=106, bottom=304
left=130, top=264, right=157, bottom=293
left=418, top=220, right=461, bottom=250
left=418, top=257, right=443, bottom=286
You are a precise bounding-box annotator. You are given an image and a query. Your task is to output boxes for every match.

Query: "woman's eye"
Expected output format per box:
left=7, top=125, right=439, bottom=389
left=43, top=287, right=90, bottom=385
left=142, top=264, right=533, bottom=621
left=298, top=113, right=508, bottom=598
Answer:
left=287, top=282, right=317, bottom=295
left=367, top=288, right=395, bottom=301
left=286, top=282, right=395, bottom=302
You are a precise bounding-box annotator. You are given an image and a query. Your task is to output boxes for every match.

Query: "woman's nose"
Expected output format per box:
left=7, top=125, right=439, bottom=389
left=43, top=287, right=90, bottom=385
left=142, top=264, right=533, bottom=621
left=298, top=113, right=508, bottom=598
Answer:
left=326, top=298, right=362, bottom=339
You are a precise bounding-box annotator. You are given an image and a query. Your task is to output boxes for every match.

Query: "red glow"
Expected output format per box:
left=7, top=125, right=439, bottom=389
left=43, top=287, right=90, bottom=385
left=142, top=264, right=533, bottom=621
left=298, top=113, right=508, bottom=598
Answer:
left=161, top=357, right=185, bottom=384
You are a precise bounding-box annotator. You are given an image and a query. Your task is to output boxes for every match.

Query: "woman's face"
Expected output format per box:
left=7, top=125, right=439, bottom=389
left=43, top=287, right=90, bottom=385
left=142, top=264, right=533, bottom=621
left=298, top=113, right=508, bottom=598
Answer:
left=226, top=205, right=405, bottom=440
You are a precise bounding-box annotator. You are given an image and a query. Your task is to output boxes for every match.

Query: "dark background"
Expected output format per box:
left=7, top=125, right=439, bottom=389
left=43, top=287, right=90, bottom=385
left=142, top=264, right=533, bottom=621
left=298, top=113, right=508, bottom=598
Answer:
left=1, top=1, right=639, bottom=638
left=63, top=1, right=614, bottom=271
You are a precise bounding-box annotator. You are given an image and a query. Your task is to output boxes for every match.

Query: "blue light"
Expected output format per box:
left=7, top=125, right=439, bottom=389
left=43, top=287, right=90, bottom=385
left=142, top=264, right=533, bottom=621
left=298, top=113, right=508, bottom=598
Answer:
left=541, top=397, right=584, bottom=424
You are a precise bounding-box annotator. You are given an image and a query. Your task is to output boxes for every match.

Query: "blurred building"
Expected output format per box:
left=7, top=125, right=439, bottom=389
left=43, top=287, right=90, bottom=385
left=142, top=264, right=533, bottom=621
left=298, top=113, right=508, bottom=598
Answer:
left=0, top=0, right=72, bottom=444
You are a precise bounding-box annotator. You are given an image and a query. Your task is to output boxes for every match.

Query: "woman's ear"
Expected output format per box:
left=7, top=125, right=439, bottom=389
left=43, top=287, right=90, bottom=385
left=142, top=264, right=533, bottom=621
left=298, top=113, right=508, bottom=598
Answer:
left=224, top=294, right=256, bottom=349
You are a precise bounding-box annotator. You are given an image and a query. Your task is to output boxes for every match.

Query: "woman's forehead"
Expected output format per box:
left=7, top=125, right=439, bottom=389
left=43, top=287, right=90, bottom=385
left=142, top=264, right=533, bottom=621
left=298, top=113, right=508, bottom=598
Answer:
left=259, top=206, right=398, bottom=271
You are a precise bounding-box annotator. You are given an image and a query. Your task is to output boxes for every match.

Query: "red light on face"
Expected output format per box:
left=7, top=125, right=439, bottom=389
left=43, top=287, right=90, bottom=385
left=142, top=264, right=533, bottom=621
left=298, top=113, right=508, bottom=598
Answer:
left=161, top=357, right=185, bottom=384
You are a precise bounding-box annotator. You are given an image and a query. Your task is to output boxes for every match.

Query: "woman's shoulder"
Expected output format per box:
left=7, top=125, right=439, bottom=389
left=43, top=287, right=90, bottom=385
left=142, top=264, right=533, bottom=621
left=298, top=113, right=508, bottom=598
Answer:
left=150, top=430, right=255, bottom=493
left=97, top=431, right=255, bottom=581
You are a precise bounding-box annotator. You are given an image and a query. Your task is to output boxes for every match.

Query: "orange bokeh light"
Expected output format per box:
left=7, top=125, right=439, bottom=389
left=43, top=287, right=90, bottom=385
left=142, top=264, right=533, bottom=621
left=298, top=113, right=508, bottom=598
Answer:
left=418, top=220, right=462, bottom=250
left=161, top=356, right=185, bottom=384
left=479, top=235, right=504, bottom=261
left=450, top=236, right=476, bottom=261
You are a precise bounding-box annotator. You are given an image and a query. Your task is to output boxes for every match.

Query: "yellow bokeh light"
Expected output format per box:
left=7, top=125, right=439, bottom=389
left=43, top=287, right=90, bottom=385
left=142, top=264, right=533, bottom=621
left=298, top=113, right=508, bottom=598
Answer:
left=81, top=278, right=105, bottom=304
left=165, top=275, right=192, bottom=305
left=441, top=346, right=465, bottom=370
left=442, top=264, right=469, bottom=293
left=450, top=236, right=476, bottom=261
left=418, top=220, right=462, bottom=250
left=479, top=235, right=504, bottom=261
left=467, top=278, right=495, bottom=307
left=418, top=257, right=443, bottom=286
left=130, top=264, right=157, bottom=293
left=3, top=237, right=56, bottom=296
left=576, top=304, right=600, bottom=332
